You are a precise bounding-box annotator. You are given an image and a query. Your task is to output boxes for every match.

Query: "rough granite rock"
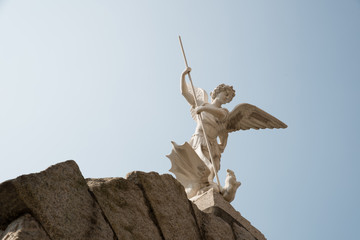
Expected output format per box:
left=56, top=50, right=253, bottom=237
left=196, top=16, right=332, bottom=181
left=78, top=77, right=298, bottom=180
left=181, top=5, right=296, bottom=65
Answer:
left=232, top=223, right=256, bottom=240
left=0, top=161, right=266, bottom=240
left=0, top=180, right=27, bottom=230
left=193, top=188, right=266, bottom=240
left=126, top=171, right=202, bottom=240
left=0, top=160, right=114, bottom=240
left=87, top=177, right=162, bottom=240
left=0, top=214, right=50, bottom=240
left=192, top=202, right=235, bottom=240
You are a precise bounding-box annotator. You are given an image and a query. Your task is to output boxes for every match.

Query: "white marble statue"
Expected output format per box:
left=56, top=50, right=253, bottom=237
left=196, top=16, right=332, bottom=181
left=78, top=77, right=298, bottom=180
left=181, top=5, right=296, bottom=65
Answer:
left=167, top=67, right=287, bottom=203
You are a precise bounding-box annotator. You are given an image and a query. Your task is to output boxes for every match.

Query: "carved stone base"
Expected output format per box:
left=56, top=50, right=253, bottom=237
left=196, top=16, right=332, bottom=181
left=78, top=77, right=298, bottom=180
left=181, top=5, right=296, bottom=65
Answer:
left=192, top=188, right=266, bottom=240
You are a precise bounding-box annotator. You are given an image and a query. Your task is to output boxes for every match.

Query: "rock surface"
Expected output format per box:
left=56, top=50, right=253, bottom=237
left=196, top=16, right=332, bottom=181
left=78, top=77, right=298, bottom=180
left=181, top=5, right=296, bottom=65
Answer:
left=193, top=188, right=266, bottom=240
left=0, top=214, right=50, bottom=240
left=126, top=171, right=202, bottom=240
left=87, top=177, right=162, bottom=240
left=232, top=223, right=256, bottom=240
left=0, top=180, right=27, bottom=230
left=192, top=203, right=235, bottom=240
left=0, top=160, right=266, bottom=240
left=0, top=160, right=114, bottom=240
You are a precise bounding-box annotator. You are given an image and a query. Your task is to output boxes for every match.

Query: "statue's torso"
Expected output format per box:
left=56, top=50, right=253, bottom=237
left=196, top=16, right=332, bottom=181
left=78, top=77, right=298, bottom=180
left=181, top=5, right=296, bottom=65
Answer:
left=195, top=110, right=227, bottom=139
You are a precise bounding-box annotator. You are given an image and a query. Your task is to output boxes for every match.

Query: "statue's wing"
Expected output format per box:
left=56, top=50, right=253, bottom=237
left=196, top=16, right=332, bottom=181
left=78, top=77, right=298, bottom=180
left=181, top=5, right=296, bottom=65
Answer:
left=188, top=84, right=209, bottom=121
left=226, top=103, right=287, bottom=133
left=166, top=141, right=210, bottom=187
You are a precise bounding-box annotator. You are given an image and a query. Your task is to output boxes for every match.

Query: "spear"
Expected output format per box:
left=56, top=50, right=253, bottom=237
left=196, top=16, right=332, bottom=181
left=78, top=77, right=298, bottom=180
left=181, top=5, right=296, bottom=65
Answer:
left=178, top=36, right=221, bottom=190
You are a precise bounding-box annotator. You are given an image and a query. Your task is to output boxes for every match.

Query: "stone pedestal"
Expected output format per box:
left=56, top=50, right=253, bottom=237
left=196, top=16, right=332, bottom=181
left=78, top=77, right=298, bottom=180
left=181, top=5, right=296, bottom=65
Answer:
left=192, top=189, right=266, bottom=240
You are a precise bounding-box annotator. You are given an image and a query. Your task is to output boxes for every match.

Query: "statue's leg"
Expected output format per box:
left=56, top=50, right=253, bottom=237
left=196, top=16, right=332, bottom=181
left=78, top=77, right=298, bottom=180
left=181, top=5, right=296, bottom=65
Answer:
left=199, top=145, right=215, bottom=181
left=201, top=144, right=221, bottom=180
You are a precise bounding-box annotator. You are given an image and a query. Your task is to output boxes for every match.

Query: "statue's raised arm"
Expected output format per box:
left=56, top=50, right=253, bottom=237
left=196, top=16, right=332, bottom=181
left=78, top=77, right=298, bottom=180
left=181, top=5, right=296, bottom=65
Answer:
left=180, top=67, right=196, bottom=107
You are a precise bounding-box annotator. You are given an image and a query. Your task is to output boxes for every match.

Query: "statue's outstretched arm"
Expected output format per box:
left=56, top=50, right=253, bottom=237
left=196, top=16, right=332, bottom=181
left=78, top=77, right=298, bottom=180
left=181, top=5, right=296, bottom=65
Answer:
left=180, top=67, right=195, bottom=107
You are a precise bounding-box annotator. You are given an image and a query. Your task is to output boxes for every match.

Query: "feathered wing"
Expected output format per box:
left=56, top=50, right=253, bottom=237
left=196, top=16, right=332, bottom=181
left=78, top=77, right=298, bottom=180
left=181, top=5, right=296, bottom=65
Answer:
left=188, top=84, right=209, bottom=121
left=226, top=103, right=287, bottom=133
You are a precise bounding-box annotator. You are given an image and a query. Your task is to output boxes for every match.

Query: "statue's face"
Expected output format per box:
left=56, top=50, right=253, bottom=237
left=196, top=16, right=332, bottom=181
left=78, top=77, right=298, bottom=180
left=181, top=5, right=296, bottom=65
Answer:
left=216, top=91, right=232, bottom=104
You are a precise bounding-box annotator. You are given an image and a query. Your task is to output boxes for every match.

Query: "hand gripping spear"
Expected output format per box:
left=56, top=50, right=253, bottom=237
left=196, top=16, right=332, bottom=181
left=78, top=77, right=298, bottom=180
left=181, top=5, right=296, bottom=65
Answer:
left=178, top=36, right=221, bottom=191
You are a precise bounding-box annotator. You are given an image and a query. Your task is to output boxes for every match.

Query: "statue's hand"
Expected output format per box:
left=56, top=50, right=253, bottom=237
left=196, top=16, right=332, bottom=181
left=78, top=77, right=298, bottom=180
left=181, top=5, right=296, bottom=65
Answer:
left=182, top=67, right=192, bottom=76
left=195, top=106, right=204, bottom=114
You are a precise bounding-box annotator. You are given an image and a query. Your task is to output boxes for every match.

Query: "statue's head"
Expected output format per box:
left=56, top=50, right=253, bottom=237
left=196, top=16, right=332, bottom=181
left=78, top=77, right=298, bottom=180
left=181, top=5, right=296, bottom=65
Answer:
left=210, top=84, right=235, bottom=104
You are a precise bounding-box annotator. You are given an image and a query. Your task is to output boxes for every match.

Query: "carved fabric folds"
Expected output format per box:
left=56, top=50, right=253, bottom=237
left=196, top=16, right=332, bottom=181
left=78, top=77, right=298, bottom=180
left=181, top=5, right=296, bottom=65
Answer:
left=189, top=133, right=221, bottom=175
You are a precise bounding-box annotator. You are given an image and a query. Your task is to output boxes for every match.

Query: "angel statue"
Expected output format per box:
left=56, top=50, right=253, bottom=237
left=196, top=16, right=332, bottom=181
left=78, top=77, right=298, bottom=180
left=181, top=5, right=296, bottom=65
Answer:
left=167, top=67, right=287, bottom=203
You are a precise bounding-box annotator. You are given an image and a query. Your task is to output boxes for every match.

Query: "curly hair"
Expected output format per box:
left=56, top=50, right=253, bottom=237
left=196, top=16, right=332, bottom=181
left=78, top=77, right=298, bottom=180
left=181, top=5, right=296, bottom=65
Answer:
left=210, top=84, right=236, bottom=103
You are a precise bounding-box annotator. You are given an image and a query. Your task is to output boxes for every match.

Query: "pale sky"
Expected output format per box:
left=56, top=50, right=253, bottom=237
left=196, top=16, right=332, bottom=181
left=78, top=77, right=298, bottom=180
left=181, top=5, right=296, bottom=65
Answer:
left=1, top=1, right=359, bottom=239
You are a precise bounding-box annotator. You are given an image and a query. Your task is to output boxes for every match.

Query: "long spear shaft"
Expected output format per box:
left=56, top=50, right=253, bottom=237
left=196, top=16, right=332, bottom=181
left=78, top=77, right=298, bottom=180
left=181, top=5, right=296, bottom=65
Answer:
left=178, top=36, right=221, bottom=189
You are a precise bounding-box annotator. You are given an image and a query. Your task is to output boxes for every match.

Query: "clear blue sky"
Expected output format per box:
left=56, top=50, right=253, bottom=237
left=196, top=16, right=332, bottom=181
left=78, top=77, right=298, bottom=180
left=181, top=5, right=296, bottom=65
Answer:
left=0, top=1, right=359, bottom=239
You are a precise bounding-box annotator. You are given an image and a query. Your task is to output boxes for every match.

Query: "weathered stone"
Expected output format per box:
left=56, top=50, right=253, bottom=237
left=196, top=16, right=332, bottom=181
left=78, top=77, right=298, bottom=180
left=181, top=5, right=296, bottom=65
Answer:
left=193, top=188, right=266, bottom=240
left=1, top=160, right=267, bottom=240
left=87, top=177, right=162, bottom=240
left=0, top=214, right=50, bottom=240
left=192, top=202, right=234, bottom=240
left=0, top=180, right=27, bottom=230
left=0, top=160, right=114, bottom=240
left=126, top=171, right=201, bottom=240
left=232, top=223, right=256, bottom=240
